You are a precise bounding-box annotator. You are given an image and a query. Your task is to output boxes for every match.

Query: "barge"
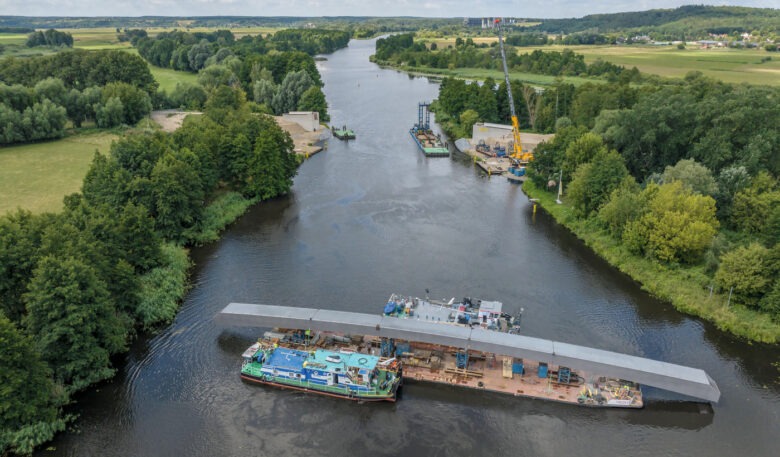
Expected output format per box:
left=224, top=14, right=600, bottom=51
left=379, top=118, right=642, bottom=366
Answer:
left=240, top=340, right=402, bottom=402
left=247, top=328, right=641, bottom=408
left=382, top=293, right=640, bottom=407
left=410, top=102, right=449, bottom=157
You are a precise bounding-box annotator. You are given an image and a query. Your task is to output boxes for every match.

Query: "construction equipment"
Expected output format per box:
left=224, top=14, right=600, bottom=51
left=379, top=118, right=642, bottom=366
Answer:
left=494, top=18, right=533, bottom=165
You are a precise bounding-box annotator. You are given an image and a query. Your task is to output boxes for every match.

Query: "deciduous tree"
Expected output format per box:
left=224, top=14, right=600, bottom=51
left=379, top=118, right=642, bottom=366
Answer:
left=23, top=256, right=126, bottom=391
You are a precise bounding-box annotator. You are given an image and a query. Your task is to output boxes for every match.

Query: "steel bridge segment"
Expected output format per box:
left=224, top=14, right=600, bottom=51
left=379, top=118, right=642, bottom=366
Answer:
left=217, top=303, right=720, bottom=403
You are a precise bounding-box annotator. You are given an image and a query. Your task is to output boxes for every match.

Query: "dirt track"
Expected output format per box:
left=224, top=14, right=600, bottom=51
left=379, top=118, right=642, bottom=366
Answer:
left=150, top=110, right=202, bottom=132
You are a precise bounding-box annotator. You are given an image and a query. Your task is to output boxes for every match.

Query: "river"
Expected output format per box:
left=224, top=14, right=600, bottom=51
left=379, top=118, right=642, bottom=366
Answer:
left=39, top=38, right=779, bottom=457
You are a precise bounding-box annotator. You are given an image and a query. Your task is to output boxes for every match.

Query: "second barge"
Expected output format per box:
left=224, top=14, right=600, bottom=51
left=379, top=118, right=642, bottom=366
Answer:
left=410, top=102, right=449, bottom=157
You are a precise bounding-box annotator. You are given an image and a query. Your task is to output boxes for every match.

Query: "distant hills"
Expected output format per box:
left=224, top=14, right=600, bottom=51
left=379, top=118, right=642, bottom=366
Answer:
left=527, top=5, right=780, bottom=36
left=0, top=16, right=460, bottom=30
left=0, top=6, right=778, bottom=39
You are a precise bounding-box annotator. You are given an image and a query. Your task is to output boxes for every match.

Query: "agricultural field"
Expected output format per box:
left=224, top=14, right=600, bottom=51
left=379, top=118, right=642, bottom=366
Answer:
left=1, top=26, right=279, bottom=57
left=0, top=33, right=27, bottom=46
left=405, top=66, right=594, bottom=87
left=416, top=37, right=780, bottom=86
left=532, top=45, right=780, bottom=86
left=71, top=28, right=131, bottom=50
left=0, top=32, right=54, bottom=56
left=0, top=131, right=118, bottom=214
left=142, top=26, right=278, bottom=39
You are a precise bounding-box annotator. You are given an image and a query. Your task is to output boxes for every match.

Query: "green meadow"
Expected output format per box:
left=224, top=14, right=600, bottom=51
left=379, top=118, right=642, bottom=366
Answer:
left=149, top=65, right=200, bottom=93
left=524, top=44, right=780, bottom=86
left=401, top=65, right=597, bottom=86
left=0, top=132, right=118, bottom=214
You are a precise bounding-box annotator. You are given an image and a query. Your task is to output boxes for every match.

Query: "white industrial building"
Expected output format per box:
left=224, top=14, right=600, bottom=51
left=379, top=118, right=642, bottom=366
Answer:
left=472, top=122, right=514, bottom=145
left=282, top=111, right=320, bottom=132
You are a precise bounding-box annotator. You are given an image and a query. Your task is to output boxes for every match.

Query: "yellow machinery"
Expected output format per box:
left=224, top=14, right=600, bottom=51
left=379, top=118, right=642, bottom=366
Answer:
left=495, top=18, right=533, bottom=165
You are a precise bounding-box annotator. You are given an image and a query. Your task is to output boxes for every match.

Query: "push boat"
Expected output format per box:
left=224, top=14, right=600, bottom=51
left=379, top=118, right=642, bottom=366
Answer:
left=240, top=339, right=402, bottom=402
left=331, top=125, right=355, bottom=140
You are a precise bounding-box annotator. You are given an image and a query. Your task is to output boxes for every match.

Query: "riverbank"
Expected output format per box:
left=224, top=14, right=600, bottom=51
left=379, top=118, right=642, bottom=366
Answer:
left=373, top=59, right=595, bottom=87
left=136, top=191, right=263, bottom=329
left=523, top=180, right=780, bottom=344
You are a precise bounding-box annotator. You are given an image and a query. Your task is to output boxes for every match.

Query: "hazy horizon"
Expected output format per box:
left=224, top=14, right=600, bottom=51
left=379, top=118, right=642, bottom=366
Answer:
left=0, top=1, right=776, bottom=20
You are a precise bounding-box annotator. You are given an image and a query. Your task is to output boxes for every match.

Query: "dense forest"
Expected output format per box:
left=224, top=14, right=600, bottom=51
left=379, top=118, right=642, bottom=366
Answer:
left=25, top=29, right=73, bottom=48
left=373, top=33, right=633, bottom=81
left=0, top=51, right=156, bottom=144
left=131, top=28, right=341, bottom=119
left=434, top=70, right=780, bottom=338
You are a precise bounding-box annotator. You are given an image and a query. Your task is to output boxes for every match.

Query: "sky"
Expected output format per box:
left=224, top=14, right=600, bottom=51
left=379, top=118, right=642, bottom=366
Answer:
left=0, top=0, right=776, bottom=19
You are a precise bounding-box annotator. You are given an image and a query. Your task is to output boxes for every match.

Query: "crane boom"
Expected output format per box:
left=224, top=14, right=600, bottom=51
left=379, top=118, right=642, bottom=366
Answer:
left=495, top=19, right=531, bottom=164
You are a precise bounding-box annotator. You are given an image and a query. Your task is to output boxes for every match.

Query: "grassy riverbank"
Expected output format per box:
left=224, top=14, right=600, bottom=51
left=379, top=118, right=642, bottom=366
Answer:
left=523, top=180, right=780, bottom=343
left=382, top=62, right=596, bottom=87
left=137, top=191, right=264, bottom=329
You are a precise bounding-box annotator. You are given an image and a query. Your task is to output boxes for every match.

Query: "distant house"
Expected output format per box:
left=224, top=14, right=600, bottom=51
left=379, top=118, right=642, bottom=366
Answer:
left=282, top=112, right=320, bottom=132
left=697, top=40, right=725, bottom=48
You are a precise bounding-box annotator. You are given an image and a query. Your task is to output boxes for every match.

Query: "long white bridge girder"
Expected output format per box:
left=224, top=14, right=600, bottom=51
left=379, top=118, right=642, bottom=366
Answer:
left=217, top=303, right=720, bottom=403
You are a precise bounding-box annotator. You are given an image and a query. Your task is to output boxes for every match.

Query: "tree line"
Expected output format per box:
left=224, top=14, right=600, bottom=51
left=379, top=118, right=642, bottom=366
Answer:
left=135, top=29, right=333, bottom=120
left=26, top=29, right=73, bottom=48
left=525, top=73, right=780, bottom=323
left=433, top=68, right=779, bottom=325
left=0, top=49, right=158, bottom=93
left=0, top=50, right=156, bottom=145
left=134, top=28, right=348, bottom=73
left=433, top=74, right=637, bottom=137
left=373, top=33, right=633, bottom=81
left=0, top=79, right=152, bottom=143
left=0, top=88, right=300, bottom=454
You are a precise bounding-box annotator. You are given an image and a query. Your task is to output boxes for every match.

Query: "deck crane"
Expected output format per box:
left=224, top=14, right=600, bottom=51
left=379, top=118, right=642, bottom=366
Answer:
left=495, top=18, right=533, bottom=165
